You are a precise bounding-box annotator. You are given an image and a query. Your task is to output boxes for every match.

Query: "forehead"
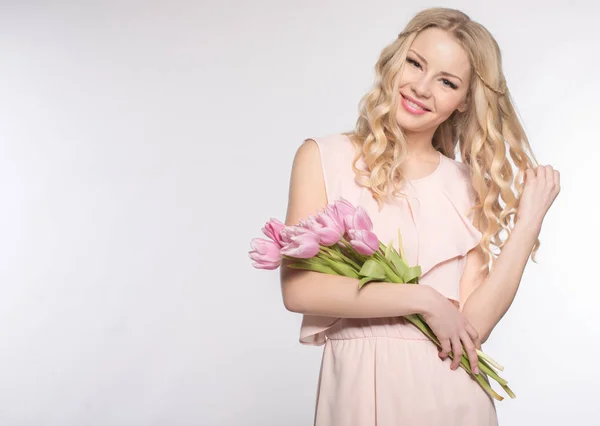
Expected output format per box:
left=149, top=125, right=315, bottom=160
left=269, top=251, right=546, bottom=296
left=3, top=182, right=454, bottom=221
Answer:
left=410, top=27, right=471, bottom=78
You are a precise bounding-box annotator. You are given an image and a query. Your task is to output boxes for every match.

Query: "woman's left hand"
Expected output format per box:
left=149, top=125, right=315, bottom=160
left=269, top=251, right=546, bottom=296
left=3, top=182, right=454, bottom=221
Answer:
left=516, top=165, right=561, bottom=231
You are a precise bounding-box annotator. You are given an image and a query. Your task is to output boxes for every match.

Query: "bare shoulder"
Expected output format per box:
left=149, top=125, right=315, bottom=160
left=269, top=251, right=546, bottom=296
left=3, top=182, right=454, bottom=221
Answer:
left=284, top=139, right=328, bottom=227
left=280, top=139, right=328, bottom=287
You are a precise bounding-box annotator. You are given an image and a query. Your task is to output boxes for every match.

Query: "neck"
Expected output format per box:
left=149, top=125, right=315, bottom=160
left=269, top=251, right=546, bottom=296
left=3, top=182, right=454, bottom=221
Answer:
left=402, top=127, right=438, bottom=157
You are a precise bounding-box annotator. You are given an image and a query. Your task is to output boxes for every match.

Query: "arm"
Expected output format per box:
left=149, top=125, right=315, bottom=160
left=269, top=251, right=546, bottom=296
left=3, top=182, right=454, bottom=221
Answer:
left=280, top=139, right=434, bottom=318
left=460, top=164, right=561, bottom=345
left=459, top=223, right=539, bottom=345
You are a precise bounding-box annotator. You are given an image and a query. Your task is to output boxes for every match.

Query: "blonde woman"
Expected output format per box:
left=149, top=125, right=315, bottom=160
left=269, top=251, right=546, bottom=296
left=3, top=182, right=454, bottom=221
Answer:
left=281, top=7, right=560, bottom=426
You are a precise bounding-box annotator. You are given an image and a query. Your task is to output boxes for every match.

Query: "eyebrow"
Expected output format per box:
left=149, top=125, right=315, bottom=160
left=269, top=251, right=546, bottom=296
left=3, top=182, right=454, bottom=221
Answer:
left=408, top=49, right=463, bottom=83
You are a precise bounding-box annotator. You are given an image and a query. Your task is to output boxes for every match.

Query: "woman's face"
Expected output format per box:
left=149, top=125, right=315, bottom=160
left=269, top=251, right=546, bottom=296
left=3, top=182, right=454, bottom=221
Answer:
left=395, top=27, right=472, bottom=134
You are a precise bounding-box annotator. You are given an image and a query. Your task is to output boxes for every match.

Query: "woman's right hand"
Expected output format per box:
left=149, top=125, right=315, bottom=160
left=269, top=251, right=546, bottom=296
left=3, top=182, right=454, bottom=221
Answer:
left=420, top=288, right=481, bottom=374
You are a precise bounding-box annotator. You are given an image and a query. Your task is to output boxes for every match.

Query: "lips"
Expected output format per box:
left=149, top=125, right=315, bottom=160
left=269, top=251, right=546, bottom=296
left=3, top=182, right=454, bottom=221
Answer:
left=401, top=94, right=431, bottom=111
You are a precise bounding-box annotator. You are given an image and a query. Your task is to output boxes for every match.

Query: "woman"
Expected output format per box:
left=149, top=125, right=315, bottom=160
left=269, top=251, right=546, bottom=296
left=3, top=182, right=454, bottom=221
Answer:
left=280, top=7, right=560, bottom=426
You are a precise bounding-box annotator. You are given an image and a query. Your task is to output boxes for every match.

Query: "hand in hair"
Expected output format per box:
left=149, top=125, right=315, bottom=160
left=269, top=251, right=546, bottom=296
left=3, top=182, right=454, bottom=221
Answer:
left=516, top=165, right=561, bottom=232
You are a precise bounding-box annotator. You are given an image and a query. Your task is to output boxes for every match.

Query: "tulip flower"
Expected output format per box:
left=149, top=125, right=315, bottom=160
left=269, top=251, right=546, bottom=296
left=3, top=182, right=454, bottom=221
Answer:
left=304, top=206, right=345, bottom=246
left=261, top=217, right=286, bottom=247
left=280, top=226, right=321, bottom=259
left=333, top=197, right=357, bottom=226
left=248, top=238, right=282, bottom=270
left=345, top=207, right=379, bottom=255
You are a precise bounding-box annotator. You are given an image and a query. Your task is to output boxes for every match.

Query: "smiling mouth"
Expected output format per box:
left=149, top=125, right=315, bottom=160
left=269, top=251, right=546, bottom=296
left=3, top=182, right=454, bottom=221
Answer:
left=401, top=94, right=431, bottom=112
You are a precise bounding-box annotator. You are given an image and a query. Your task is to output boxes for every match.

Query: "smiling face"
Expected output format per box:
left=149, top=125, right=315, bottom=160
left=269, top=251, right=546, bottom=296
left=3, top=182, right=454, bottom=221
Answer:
left=395, top=27, right=472, bottom=134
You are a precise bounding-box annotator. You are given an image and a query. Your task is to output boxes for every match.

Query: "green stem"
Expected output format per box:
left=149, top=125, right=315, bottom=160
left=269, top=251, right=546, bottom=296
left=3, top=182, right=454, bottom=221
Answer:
left=321, top=245, right=361, bottom=271
left=372, top=251, right=404, bottom=283
left=319, top=254, right=360, bottom=278
left=339, top=239, right=368, bottom=264
left=476, top=349, right=504, bottom=371
left=501, top=383, right=516, bottom=399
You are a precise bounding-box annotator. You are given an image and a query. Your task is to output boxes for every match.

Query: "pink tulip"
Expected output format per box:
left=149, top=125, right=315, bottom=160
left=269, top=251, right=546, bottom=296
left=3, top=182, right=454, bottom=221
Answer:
left=280, top=224, right=314, bottom=245
left=347, top=229, right=379, bottom=255
left=346, top=206, right=379, bottom=255
left=304, top=206, right=345, bottom=246
left=249, top=238, right=282, bottom=270
left=334, top=198, right=357, bottom=219
left=261, top=217, right=286, bottom=247
left=280, top=226, right=321, bottom=259
left=349, top=206, right=373, bottom=230
left=333, top=198, right=358, bottom=234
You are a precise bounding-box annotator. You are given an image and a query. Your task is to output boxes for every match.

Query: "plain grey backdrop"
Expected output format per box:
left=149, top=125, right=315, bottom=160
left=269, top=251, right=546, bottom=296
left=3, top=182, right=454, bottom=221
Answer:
left=1, top=0, right=598, bottom=425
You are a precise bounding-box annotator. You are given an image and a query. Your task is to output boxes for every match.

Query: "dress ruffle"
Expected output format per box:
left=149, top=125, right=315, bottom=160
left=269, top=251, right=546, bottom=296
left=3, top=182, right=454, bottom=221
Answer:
left=416, top=186, right=483, bottom=278
left=299, top=315, right=340, bottom=346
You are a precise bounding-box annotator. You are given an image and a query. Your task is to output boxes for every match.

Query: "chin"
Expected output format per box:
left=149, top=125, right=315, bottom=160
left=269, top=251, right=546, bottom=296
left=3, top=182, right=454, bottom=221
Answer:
left=396, top=107, right=453, bottom=134
left=395, top=111, right=433, bottom=133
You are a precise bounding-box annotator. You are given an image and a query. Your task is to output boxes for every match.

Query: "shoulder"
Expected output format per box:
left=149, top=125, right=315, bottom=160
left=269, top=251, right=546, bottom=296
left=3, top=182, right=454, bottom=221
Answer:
left=296, top=132, right=357, bottom=170
left=291, top=132, right=354, bottom=178
left=303, top=133, right=355, bottom=156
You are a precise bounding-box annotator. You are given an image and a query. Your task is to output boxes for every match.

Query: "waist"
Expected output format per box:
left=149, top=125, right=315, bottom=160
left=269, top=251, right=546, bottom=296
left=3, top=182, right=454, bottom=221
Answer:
left=325, top=317, right=430, bottom=341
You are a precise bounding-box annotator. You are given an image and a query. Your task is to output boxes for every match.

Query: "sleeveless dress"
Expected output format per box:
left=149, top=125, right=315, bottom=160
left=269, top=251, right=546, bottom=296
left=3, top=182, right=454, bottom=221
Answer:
left=299, top=133, right=499, bottom=426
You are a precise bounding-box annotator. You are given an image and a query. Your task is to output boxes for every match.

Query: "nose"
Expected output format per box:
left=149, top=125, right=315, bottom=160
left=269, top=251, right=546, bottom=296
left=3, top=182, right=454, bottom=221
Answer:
left=411, top=75, right=432, bottom=99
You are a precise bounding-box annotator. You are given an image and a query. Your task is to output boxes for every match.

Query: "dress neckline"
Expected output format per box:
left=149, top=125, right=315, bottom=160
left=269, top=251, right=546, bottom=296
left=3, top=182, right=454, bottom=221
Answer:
left=406, top=151, right=444, bottom=183
left=341, top=133, right=444, bottom=184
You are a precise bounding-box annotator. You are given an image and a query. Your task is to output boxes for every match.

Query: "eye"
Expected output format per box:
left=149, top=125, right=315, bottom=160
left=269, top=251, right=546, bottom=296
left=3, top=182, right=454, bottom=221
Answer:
left=407, top=58, right=422, bottom=69
left=442, top=79, right=458, bottom=90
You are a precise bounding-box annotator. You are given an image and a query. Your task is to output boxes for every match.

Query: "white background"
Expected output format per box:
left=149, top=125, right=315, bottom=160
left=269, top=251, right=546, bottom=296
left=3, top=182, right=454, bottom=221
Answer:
left=0, top=0, right=598, bottom=425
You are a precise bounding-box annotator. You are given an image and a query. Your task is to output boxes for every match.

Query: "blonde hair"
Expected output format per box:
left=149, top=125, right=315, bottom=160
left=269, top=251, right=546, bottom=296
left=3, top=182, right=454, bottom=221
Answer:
left=343, top=7, right=540, bottom=272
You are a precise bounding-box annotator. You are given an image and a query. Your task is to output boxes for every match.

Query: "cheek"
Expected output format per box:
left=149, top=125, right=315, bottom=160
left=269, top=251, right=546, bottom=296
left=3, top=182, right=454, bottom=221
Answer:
left=436, top=92, right=464, bottom=113
left=398, top=68, right=418, bottom=86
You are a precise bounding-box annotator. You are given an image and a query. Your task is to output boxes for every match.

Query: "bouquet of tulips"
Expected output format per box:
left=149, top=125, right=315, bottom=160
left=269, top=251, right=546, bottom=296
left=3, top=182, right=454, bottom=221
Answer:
left=249, top=197, right=515, bottom=401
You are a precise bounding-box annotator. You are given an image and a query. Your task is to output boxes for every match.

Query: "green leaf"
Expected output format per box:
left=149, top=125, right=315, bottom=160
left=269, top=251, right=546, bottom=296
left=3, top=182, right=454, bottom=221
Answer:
left=322, top=258, right=359, bottom=278
left=388, top=250, right=410, bottom=279
left=358, top=259, right=387, bottom=279
left=287, top=263, right=338, bottom=275
left=397, top=228, right=406, bottom=260
left=358, top=276, right=375, bottom=289
left=384, top=240, right=394, bottom=260
left=403, top=265, right=422, bottom=283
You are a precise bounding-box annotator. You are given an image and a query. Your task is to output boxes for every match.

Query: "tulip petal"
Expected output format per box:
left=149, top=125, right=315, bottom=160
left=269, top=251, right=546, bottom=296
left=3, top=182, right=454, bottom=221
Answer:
left=261, top=217, right=286, bottom=247
left=334, top=198, right=357, bottom=218
left=353, top=207, right=373, bottom=231
left=251, top=260, right=281, bottom=270
left=248, top=238, right=282, bottom=268
left=280, top=232, right=320, bottom=259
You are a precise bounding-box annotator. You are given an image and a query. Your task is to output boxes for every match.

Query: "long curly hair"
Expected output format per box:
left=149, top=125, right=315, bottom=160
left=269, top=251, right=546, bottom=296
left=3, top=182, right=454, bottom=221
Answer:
left=343, top=7, right=540, bottom=272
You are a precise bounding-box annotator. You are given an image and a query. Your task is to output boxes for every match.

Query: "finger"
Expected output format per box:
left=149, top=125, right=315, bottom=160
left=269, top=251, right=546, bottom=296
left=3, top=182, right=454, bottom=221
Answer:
left=439, top=339, right=451, bottom=359
left=545, top=165, right=554, bottom=188
left=465, top=322, right=481, bottom=350
left=461, top=332, right=480, bottom=375
left=450, top=336, right=463, bottom=370
left=553, top=169, right=561, bottom=193
left=524, top=168, right=537, bottom=188
left=536, top=165, right=544, bottom=179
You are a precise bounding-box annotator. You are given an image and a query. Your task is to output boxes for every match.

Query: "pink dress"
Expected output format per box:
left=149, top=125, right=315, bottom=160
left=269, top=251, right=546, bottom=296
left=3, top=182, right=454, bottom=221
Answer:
left=299, top=133, right=499, bottom=426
